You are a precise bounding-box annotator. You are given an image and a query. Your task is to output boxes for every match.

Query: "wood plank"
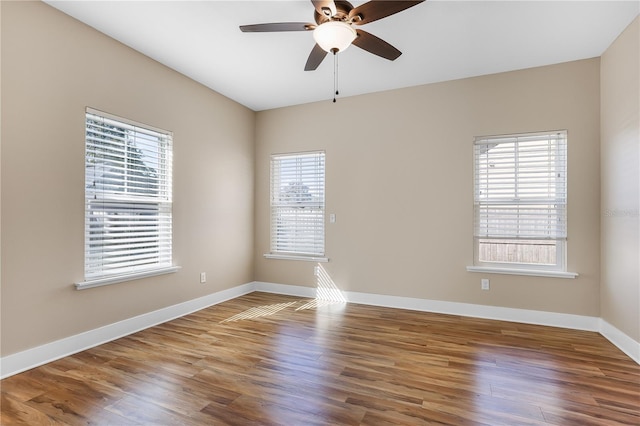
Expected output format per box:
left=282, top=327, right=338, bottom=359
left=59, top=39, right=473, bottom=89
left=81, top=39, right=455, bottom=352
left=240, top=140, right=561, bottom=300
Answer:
left=0, top=393, right=66, bottom=426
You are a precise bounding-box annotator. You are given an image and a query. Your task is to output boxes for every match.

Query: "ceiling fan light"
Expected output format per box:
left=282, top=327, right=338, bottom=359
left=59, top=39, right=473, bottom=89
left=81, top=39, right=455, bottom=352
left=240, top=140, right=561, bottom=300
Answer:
left=313, top=21, right=357, bottom=53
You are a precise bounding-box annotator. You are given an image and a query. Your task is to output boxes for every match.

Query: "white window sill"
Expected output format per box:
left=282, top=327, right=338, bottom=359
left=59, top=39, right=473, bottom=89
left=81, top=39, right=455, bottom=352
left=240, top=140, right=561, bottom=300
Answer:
left=466, top=266, right=578, bottom=279
left=75, top=266, right=181, bottom=290
left=264, top=253, right=329, bottom=263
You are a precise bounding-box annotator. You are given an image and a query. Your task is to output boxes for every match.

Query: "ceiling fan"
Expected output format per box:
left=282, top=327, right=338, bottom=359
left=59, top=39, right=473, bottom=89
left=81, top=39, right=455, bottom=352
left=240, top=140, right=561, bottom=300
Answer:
left=240, top=0, right=425, bottom=71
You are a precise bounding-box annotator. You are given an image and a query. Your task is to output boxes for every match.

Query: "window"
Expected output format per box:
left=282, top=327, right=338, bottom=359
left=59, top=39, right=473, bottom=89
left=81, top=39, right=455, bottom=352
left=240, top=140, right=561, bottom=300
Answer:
left=81, top=108, right=174, bottom=287
left=267, top=151, right=326, bottom=261
left=472, top=131, right=569, bottom=273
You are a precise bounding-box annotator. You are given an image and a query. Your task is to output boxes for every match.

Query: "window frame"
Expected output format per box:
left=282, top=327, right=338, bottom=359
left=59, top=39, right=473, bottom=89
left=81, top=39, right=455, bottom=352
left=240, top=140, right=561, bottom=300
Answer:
left=76, top=108, right=178, bottom=289
left=469, top=130, right=577, bottom=278
left=265, top=150, right=327, bottom=262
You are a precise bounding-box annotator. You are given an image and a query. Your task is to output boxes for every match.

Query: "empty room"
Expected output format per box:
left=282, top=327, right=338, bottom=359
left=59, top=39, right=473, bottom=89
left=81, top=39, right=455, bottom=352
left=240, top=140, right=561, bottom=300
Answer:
left=1, top=0, right=639, bottom=424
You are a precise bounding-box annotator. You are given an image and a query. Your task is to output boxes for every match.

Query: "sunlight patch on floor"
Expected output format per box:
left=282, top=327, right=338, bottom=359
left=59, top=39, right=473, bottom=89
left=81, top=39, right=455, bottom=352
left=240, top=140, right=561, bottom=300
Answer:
left=295, top=298, right=343, bottom=311
left=221, top=264, right=346, bottom=322
left=220, top=301, right=299, bottom=323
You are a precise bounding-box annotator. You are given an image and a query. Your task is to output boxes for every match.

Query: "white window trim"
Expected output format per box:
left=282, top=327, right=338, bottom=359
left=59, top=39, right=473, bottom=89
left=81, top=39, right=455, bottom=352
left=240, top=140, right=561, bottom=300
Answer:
left=266, top=151, right=326, bottom=260
left=75, top=266, right=181, bottom=290
left=263, top=253, right=329, bottom=262
left=80, top=108, right=176, bottom=288
left=470, top=130, right=577, bottom=277
left=466, top=266, right=577, bottom=279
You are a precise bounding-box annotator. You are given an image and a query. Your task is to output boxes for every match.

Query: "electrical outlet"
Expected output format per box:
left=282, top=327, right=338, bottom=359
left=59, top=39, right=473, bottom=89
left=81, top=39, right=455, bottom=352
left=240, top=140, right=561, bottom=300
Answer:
left=481, top=278, right=490, bottom=290
left=200, top=272, right=206, bottom=283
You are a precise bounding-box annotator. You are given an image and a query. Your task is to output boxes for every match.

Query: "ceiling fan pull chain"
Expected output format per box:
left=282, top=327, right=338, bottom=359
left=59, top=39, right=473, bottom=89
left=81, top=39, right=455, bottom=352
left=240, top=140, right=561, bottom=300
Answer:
left=335, top=51, right=339, bottom=96
left=333, top=49, right=338, bottom=103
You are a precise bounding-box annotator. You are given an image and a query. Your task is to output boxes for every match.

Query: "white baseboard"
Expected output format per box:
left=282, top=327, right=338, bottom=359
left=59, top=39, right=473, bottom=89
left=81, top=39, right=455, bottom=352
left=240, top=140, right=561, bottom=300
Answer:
left=254, top=281, right=317, bottom=298
left=599, top=319, right=640, bottom=364
left=2, top=281, right=638, bottom=378
left=0, top=282, right=255, bottom=379
left=343, top=289, right=600, bottom=331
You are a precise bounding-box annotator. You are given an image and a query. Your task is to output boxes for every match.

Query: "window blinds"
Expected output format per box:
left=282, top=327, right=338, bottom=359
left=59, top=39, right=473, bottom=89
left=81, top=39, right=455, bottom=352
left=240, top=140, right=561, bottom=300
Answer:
left=84, top=109, right=173, bottom=280
left=474, top=131, right=567, bottom=241
left=270, top=151, right=325, bottom=256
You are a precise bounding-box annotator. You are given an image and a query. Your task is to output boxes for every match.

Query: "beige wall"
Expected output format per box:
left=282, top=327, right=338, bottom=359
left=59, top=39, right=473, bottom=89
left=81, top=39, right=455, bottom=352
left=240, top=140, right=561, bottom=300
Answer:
left=1, top=1, right=255, bottom=356
left=600, top=17, right=640, bottom=342
left=255, top=59, right=601, bottom=316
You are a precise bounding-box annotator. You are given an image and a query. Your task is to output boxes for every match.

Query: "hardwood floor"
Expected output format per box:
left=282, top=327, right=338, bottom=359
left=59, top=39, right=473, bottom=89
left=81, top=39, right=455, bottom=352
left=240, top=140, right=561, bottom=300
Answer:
left=1, top=291, right=639, bottom=425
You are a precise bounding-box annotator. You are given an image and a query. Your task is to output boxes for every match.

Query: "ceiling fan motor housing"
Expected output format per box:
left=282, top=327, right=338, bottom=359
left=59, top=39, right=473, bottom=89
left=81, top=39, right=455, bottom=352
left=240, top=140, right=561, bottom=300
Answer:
left=314, top=1, right=356, bottom=24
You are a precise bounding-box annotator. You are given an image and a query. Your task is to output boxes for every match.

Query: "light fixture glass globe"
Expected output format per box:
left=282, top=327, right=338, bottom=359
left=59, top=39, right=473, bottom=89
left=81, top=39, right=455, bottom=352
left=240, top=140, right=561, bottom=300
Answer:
left=313, top=21, right=357, bottom=53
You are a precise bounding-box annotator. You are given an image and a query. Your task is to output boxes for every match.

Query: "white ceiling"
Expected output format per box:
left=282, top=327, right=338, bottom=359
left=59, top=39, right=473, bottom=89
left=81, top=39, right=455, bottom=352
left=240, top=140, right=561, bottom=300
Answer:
left=45, top=1, right=639, bottom=111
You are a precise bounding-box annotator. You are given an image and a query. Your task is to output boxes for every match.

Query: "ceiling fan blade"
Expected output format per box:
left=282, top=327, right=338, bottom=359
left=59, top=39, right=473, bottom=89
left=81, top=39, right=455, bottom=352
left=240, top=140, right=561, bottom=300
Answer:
left=240, top=22, right=315, bottom=32
left=311, top=0, right=337, bottom=18
left=305, top=44, right=328, bottom=71
left=349, top=1, right=424, bottom=25
left=352, top=29, right=401, bottom=61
